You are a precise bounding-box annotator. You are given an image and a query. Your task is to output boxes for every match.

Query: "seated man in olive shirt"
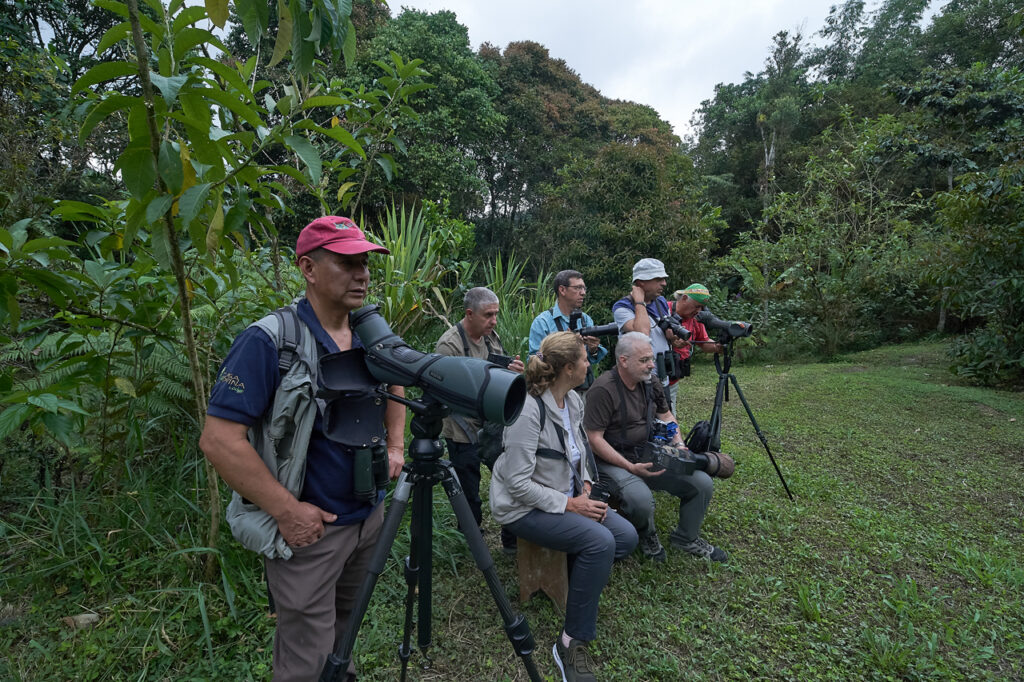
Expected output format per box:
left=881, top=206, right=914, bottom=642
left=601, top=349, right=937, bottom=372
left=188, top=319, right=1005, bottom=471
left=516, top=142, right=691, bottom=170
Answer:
left=584, top=332, right=726, bottom=563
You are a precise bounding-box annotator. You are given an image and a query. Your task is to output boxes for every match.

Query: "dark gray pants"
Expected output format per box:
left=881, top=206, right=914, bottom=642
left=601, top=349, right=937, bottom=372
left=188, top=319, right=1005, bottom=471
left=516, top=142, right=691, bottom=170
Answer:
left=596, top=460, right=713, bottom=542
left=506, top=508, right=637, bottom=642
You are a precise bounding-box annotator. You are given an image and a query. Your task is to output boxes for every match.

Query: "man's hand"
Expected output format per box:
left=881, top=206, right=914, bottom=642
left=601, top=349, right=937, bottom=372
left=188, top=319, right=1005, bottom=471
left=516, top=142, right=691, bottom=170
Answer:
left=566, top=494, right=607, bottom=522
left=629, top=461, right=665, bottom=478
left=508, top=355, right=525, bottom=373
left=630, top=285, right=646, bottom=305
left=388, top=446, right=405, bottom=480
left=582, top=335, right=600, bottom=353
left=276, top=500, right=337, bottom=548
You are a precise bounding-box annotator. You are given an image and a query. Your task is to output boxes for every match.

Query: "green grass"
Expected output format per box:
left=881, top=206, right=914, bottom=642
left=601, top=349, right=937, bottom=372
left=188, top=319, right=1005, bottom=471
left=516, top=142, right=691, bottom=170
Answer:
left=2, top=341, right=1022, bottom=680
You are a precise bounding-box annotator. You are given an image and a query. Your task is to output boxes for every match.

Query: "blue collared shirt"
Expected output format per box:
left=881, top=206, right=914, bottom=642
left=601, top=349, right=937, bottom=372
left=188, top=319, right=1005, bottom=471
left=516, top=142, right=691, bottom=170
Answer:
left=528, top=304, right=608, bottom=364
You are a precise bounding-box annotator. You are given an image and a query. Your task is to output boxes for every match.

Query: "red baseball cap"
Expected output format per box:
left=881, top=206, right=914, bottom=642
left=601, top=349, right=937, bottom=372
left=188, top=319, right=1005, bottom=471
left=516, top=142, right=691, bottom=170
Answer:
left=295, top=216, right=390, bottom=258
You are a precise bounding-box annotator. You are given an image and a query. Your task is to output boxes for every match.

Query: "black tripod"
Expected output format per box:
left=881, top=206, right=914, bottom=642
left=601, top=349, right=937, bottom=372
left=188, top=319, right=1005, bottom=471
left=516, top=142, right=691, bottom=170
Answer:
left=319, top=395, right=542, bottom=682
left=708, top=337, right=794, bottom=501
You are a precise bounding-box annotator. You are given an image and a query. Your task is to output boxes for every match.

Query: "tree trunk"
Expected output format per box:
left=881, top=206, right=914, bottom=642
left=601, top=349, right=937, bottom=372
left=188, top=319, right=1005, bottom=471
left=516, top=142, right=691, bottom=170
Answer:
left=127, top=0, right=220, bottom=581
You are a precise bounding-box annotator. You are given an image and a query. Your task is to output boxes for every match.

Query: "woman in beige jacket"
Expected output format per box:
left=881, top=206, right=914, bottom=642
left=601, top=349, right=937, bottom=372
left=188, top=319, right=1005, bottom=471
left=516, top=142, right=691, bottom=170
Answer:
left=490, top=331, right=637, bottom=682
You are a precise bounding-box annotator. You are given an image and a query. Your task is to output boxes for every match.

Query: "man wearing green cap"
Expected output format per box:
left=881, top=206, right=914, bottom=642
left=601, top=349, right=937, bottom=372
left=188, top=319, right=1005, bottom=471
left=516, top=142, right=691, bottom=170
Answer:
left=663, top=284, right=723, bottom=410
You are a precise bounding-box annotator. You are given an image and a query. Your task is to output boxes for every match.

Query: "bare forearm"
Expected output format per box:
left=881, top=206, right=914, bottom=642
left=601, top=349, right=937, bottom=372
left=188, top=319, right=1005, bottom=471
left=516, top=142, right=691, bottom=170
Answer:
left=385, top=385, right=406, bottom=453
left=199, top=418, right=296, bottom=518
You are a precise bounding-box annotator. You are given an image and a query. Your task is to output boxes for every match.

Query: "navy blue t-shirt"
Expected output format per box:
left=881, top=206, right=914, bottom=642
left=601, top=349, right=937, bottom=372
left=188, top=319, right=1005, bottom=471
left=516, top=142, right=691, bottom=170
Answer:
left=207, top=298, right=384, bottom=525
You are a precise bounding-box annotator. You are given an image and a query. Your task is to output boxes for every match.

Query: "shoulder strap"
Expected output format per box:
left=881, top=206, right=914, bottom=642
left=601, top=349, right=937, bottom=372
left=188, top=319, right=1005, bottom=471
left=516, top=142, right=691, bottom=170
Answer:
left=553, top=316, right=566, bottom=331
left=534, top=394, right=584, bottom=495
left=456, top=321, right=495, bottom=356
left=273, top=306, right=302, bottom=375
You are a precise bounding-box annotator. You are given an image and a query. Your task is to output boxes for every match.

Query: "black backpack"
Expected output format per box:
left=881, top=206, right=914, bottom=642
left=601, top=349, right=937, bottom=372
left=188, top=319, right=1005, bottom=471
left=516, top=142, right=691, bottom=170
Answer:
left=685, top=420, right=713, bottom=453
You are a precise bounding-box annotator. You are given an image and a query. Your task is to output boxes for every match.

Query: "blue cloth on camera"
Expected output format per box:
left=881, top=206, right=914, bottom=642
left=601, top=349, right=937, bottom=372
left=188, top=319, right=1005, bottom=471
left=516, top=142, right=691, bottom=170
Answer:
left=528, top=304, right=608, bottom=364
left=208, top=298, right=384, bottom=525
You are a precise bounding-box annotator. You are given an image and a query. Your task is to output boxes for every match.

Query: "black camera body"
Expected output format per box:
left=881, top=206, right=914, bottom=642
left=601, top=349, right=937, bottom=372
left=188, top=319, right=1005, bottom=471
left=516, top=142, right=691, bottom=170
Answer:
left=652, top=313, right=692, bottom=341
left=567, top=309, right=618, bottom=339
left=486, top=352, right=514, bottom=369
left=589, top=480, right=612, bottom=503
left=641, top=441, right=698, bottom=476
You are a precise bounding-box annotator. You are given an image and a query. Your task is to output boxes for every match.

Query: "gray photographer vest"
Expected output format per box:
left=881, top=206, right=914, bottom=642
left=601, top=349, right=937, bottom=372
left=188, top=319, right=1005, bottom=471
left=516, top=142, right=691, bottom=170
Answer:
left=224, top=304, right=320, bottom=561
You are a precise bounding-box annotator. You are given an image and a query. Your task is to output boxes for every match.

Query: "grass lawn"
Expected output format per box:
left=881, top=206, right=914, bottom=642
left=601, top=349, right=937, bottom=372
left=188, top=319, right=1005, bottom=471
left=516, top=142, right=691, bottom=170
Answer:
left=2, top=341, right=1022, bottom=680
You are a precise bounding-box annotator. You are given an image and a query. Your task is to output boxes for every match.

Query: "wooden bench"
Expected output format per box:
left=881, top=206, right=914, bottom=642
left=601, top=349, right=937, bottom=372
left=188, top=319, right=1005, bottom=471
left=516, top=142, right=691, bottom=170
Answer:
left=517, top=539, right=568, bottom=613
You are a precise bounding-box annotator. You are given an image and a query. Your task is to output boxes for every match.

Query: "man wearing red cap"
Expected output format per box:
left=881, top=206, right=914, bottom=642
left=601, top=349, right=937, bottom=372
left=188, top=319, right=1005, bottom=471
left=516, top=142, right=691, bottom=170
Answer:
left=200, top=216, right=406, bottom=681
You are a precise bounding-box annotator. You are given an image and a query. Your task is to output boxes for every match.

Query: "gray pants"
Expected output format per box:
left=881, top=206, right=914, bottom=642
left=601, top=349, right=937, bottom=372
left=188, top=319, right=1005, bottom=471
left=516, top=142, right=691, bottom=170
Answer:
left=505, top=508, right=637, bottom=642
left=264, top=502, right=385, bottom=682
left=596, top=460, right=713, bottom=542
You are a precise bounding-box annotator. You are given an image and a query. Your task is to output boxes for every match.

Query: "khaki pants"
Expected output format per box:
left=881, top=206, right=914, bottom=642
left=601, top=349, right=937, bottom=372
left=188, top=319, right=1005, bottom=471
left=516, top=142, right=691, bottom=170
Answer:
left=264, top=502, right=385, bottom=682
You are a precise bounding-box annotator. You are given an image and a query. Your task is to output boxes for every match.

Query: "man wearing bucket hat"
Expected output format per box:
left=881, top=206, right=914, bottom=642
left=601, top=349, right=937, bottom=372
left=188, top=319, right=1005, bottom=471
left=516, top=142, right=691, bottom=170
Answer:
left=200, top=216, right=407, bottom=682
left=611, top=258, right=683, bottom=398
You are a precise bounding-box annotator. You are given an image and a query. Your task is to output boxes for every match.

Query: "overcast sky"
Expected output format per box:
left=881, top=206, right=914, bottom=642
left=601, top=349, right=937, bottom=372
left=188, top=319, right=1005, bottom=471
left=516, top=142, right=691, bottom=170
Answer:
left=393, top=0, right=839, bottom=138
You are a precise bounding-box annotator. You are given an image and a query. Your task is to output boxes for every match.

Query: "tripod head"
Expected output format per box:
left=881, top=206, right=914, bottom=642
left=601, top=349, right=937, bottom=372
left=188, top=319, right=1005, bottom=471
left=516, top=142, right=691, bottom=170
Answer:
left=375, top=389, right=451, bottom=459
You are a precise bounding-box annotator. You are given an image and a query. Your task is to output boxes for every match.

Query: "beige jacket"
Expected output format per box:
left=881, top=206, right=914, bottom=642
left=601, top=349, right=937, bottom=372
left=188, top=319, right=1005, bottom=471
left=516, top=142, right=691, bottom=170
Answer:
left=489, top=388, right=596, bottom=525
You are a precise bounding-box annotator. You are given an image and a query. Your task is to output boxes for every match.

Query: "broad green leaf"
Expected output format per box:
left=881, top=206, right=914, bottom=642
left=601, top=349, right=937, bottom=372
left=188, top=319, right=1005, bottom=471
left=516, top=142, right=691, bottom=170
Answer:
left=206, top=200, right=225, bottom=254
left=284, top=135, right=321, bottom=184
left=80, top=95, right=140, bottom=142
left=41, top=412, right=74, bottom=446
left=150, top=223, right=174, bottom=272
left=158, top=141, right=184, bottom=195
left=269, top=0, right=293, bottom=67
left=149, top=72, right=189, bottom=107
left=193, top=86, right=266, bottom=129
left=0, top=404, right=31, bottom=440
left=336, top=181, right=357, bottom=203
left=236, top=0, right=269, bottom=48
left=96, top=22, right=132, bottom=55
left=145, top=195, right=175, bottom=224
left=375, top=156, right=394, bottom=182
left=291, top=8, right=315, bottom=76
left=342, top=18, right=356, bottom=68
left=192, top=57, right=254, bottom=101
left=21, top=237, right=77, bottom=254
left=301, top=96, right=351, bottom=110
left=171, top=4, right=208, bottom=32
left=265, top=164, right=308, bottom=185
left=27, top=394, right=60, bottom=414
left=113, top=377, right=137, bottom=398
left=51, top=202, right=111, bottom=223
left=116, top=147, right=157, bottom=200
left=319, top=125, right=365, bottom=159
left=178, top=182, right=212, bottom=227
left=173, top=27, right=221, bottom=63
left=205, top=0, right=229, bottom=28
left=71, top=61, right=137, bottom=96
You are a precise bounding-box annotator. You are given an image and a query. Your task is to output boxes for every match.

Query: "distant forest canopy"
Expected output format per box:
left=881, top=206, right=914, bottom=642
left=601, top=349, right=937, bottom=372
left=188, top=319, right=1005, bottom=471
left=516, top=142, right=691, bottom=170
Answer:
left=1, top=0, right=1022, bottom=388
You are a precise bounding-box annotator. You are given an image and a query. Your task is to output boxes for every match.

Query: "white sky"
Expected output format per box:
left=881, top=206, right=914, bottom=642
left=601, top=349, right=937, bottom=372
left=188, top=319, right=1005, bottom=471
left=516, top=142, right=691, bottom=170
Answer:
left=393, top=0, right=838, bottom=138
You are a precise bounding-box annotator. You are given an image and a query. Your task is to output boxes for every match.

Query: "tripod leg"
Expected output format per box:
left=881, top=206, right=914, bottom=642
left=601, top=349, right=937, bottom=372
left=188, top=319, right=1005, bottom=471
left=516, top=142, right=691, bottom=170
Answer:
left=397, top=475, right=432, bottom=679
left=319, top=472, right=413, bottom=682
left=727, top=374, right=794, bottom=501
left=413, top=469, right=435, bottom=662
left=437, top=461, right=543, bottom=682
left=709, top=373, right=728, bottom=452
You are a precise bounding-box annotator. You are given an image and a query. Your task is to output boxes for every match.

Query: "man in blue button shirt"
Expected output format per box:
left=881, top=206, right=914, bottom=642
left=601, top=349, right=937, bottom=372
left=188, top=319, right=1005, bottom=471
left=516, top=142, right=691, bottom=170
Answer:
left=199, top=216, right=406, bottom=682
left=528, top=269, right=608, bottom=390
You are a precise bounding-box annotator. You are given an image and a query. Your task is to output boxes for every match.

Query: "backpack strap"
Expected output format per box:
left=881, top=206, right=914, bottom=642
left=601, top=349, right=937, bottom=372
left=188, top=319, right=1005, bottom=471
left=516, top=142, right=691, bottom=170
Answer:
left=273, top=306, right=302, bottom=375
left=534, top=394, right=586, bottom=495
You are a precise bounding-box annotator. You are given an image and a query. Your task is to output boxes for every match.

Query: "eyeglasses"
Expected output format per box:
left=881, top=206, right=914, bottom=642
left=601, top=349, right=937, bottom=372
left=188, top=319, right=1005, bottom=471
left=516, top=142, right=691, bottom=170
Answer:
left=566, top=285, right=587, bottom=292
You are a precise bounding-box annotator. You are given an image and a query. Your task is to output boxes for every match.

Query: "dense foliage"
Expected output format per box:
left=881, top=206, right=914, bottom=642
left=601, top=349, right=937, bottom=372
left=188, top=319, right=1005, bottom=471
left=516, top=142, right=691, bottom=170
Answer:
left=2, top=1, right=1023, bottom=678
